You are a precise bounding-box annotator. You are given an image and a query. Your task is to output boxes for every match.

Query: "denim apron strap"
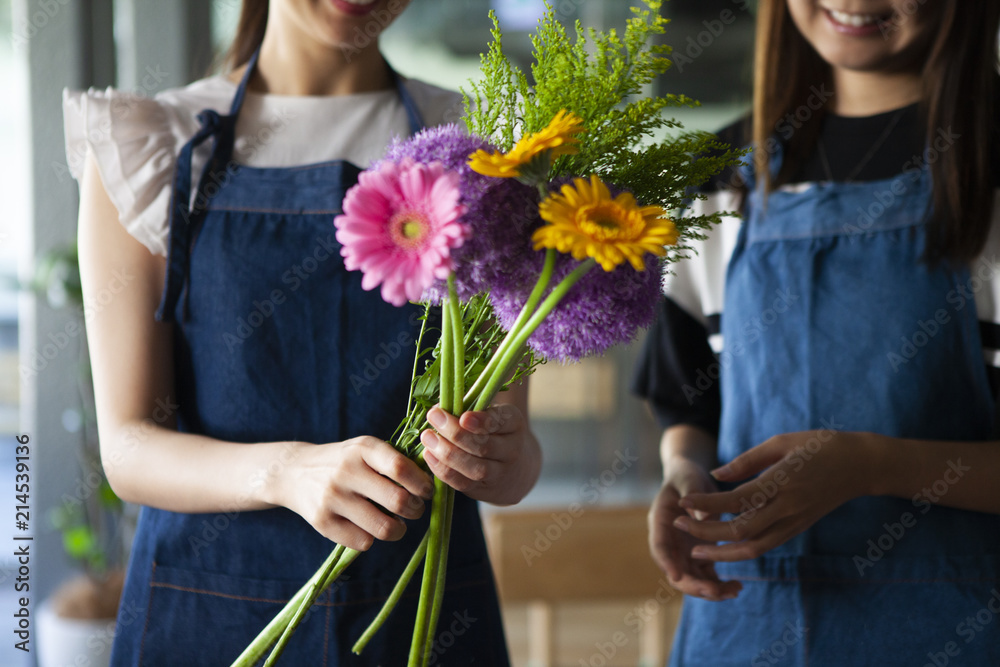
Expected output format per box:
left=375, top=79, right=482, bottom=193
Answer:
left=667, top=142, right=1000, bottom=667
left=393, top=68, right=424, bottom=136
left=155, top=50, right=259, bottom=323
left=155, top=49, right=421, bottom=323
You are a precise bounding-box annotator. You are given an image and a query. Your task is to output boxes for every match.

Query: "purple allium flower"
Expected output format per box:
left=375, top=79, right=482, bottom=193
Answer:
left=488, top=178, right=663, bottom=362
left=490, top=250, right=662, bottom=362
left=380, top=124, right=542, bottom=302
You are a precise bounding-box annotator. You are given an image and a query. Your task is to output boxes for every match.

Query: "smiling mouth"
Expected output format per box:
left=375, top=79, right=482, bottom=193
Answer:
left=821, top=6, right=894, bottom=27
left=332, top=0, right=380, bottom=16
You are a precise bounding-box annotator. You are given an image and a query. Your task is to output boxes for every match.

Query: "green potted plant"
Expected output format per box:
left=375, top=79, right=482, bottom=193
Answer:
left=29, top=245, right=129, bottom=667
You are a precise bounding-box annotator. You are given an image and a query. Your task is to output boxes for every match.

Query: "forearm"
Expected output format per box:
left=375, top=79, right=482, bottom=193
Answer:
left=100, top=419, right=300, bottom=514
left=661, top=423, right=718, bottom=471
left=867, top=434, right=1000, bottom=515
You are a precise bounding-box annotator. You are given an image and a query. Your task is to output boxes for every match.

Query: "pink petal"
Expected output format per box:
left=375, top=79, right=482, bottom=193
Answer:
left=380, top=277, right=408, bottom=307
left=399, top=163, right=432, bottom=203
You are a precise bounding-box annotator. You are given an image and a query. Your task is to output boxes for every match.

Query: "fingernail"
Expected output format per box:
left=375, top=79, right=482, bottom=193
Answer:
left=722, top=592, right=738, bottom=600
left=421, top=448, right=438, bottom=470
left=711, top=464, right=732, bottom=478
left=421, top=432, right=438, bottom=452
left=673, top=517, right=690, bottom=531
left=698, top=587, right=711, bottom=598
left=691, top=547, right=707, bottom=558
left=464, top=413, right=482, bottom=430
left=426, top=408, right=445, bottom=429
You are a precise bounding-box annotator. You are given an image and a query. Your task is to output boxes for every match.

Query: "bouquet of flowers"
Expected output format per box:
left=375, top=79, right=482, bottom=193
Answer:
left=233, top=2, right=740, bottom=665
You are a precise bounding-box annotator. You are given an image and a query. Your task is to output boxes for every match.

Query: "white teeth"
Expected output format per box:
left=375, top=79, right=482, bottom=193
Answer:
left=828, top=9, right=882, bottom=26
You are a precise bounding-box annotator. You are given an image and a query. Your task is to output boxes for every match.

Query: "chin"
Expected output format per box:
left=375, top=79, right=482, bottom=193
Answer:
left=278, top=0, right=406, bottom=50
left=812, top=42, right=905, bottom=72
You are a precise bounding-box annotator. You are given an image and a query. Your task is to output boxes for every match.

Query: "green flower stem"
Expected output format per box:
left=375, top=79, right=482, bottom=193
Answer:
left=321, top=547, right=359, bottom=588
left=402, top=305, right=431, bottom=426
left=236, top=544, right=339, bottom=667
left=230, top=565, right=330, bottom=667
left=409, top=278, right=466, bottom=666
left=448, top=277, right=465, bottom=415
left=439, top=297, right=454, bottom=416
left=423, top=485, right=455, bottom=665
left=262, top=546, right=360, bottom=667
left=463, top=249, right=557, bottom=406
left=473, top=258, right=597, bottom=411
left=408, top=476, right=450, bottom=666
left=231, top=547, right=347, bottom=666
left=351, top=531, right=431, bottom=655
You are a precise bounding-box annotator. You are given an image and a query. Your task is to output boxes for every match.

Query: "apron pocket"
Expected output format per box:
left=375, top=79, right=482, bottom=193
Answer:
left=670, top=577, right=806, bottom=667
left=803, top=555, right=1000, bottom=667
left=139, top=558, right=509, bottom=667
left=140, top=562, right=324, bottom=667
left=333, top=558, right=510, bottom=666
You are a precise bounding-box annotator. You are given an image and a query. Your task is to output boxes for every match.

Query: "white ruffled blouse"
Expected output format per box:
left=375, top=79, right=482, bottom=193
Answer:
left=63, top=74, right=463, bottom=256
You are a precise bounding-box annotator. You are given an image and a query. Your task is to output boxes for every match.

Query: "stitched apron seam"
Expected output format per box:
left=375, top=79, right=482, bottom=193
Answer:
left=138, top=560, right=158, bottom=666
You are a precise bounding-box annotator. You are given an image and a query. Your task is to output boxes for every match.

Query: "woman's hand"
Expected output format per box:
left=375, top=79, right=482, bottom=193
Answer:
left=273, top=437, right=434, bottom=552
left=674, top=430, right=880, bottom=563
left=420, top=402, right=541, bottom=506
left=649, top=455, right=743, bottom=601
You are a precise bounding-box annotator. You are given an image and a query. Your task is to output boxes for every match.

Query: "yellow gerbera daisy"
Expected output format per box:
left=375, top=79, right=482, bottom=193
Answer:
left=468, top=109, right=586, bottom=179
left=533, top=174, right=678, bottom=272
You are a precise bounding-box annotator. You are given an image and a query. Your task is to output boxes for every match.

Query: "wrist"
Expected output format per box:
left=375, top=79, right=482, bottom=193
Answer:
left=856, top=431, right=895, bottom=497
left=509, top=433, right=542, bottom=505
left=485, top=432, right=541, bottom=507
left=254, top=440, right=308, bottom=508
left=660, top=424, right=717, bottom=473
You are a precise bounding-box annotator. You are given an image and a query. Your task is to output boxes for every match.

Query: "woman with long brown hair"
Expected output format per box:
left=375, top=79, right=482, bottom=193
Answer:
left=635, top=1, right=1000, bottom=663
left=64, top=0, right=538, bottom=663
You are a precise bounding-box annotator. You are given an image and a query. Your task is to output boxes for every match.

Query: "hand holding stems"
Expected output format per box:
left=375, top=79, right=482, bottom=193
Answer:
left=268, top=437, right=434, bottom=552
left=673, top=430, right=878, bottom=567
left=420, top=398, right=541, bottom=506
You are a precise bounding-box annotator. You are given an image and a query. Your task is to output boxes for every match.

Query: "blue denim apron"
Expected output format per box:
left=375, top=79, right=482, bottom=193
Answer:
left=668, top=148, right=1000, bottom=666
left=110, top=52, right=509, bottom=666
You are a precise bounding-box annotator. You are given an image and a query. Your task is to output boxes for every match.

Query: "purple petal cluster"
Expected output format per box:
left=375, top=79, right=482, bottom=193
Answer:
left=378, top=129, right=664, bottom=361
left=380, top=124, right=542, bottom=302
left=488, top=178, right=663, bottom=362
left=490, top=250, right=662, bottom=362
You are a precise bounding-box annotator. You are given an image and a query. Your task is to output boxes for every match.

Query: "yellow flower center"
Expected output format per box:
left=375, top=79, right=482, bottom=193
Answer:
left=401, top=220, right=423, bottom=239
left=533, top=173, right=674, bottom=272
left=389, top=211, right=429, bottom=249
left=577, top=202, right=642, bottom=241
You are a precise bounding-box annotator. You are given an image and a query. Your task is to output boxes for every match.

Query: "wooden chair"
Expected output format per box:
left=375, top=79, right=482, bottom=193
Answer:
left=483, top=505, right=683, bottom=667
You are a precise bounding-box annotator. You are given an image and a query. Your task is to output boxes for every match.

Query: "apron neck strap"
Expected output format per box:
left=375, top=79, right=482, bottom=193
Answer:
left=228, top=47, right=261, bottom=119
left=392, top=69, right=424, bottom=136
left=155, top=47, right=425, bottom=323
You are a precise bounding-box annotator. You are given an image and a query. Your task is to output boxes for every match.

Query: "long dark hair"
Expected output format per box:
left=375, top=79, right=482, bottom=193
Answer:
left=224, top=0, right=269, bottom=71
left=751, top=1, right=1000, bottom=264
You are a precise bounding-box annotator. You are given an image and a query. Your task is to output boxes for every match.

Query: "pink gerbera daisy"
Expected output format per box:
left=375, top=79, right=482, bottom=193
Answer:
left=335, top=158, right=469, bottom=307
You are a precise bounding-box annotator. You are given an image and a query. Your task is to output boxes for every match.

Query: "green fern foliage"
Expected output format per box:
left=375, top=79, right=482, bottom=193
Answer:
left=462, top=0, right=747, bottom=256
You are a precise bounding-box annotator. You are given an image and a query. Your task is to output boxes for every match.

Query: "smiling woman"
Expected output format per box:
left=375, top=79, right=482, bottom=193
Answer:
left=66, top=0, right=530, bottom=664
left=633, top=0, right=1000, bottom=665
